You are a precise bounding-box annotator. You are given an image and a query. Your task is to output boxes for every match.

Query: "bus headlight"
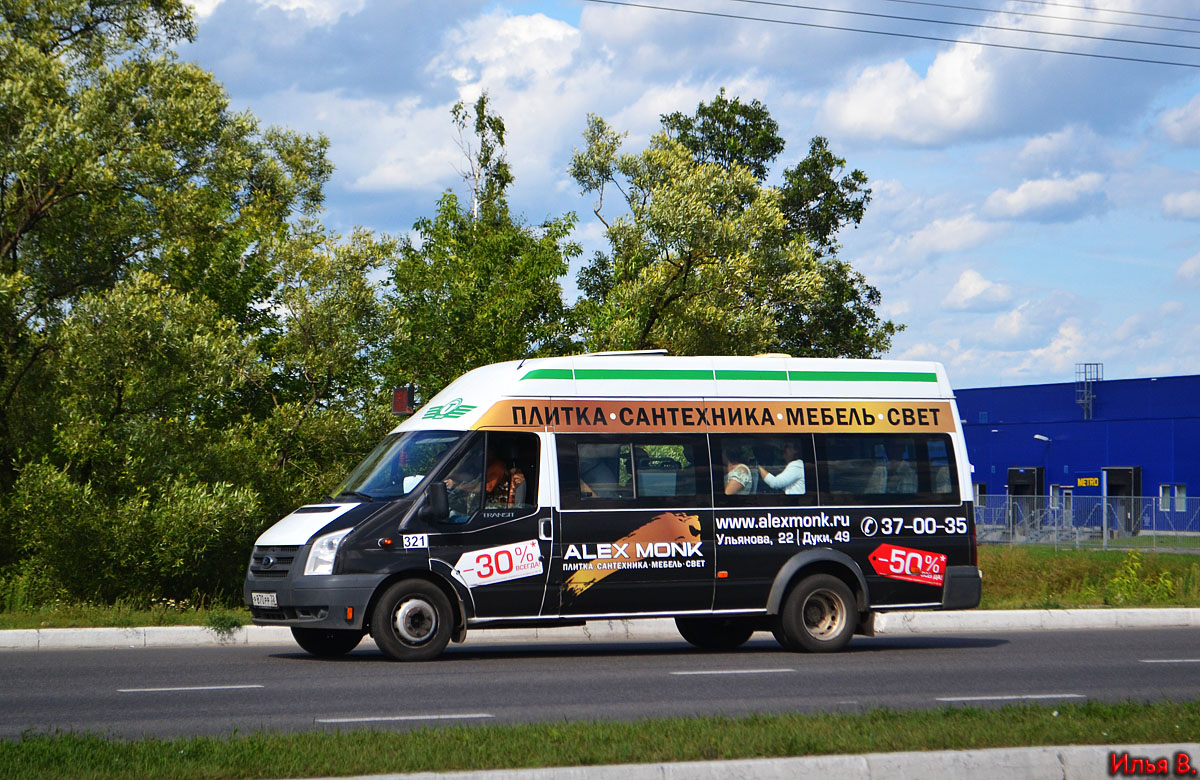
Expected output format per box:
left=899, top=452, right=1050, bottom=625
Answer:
left=304, top=529, right=352, bottom=576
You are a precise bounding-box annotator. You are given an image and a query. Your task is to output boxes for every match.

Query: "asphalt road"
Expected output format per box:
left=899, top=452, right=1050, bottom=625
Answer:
left=3, top=628, right=1199, bottom=739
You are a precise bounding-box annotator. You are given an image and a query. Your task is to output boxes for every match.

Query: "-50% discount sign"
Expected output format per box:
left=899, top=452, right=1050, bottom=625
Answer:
left=868, top=543, right=946, bottom=587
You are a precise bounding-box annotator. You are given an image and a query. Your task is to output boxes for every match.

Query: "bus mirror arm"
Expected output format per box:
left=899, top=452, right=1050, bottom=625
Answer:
left=423, top=481, right=450, bottom=523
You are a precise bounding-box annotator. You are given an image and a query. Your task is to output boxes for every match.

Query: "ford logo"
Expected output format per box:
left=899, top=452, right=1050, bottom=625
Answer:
left=261, top=555, right=276, bottom=569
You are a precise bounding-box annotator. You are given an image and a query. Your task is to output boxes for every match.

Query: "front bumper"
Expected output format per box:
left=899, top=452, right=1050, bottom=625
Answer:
left=243, top=572, right=381, bottom=631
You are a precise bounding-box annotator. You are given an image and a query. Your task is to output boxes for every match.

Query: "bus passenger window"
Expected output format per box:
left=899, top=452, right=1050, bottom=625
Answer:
left=578, top=443, right=625, bottom=499
left=559, top=435, right=707, bottom=509
left=711, top=435, right=817, bottom=507
left=817, top=434, right=958, bottom=506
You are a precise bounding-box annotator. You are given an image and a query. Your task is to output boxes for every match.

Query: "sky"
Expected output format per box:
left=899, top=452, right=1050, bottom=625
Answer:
left=179, top=0, right=1200, bottom=389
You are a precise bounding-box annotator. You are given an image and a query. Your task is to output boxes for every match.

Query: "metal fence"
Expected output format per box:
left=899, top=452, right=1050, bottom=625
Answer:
left=975, top=494, right=1200, bottom=551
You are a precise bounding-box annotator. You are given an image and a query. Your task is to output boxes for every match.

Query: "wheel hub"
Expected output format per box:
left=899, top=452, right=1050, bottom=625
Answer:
left=394, top=598, right=437, bottom=644
left=802, top=590, right=845, bottom=639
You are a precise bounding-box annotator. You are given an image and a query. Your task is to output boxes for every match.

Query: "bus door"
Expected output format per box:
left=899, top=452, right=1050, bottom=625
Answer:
left=549, top=434, right=714, bottom=616
left=709, top=434, right=819, bottom=610
left=424, top=430, right=552, bottom=618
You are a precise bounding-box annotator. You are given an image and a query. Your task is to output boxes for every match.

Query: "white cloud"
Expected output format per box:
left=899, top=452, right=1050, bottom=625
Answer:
left=1162, top=191, right=1200, bottom=220
left=1014, top=125, right=1123, bottom=176
left=432, top=12, right=580, bottom=88
left=1008, top=322, right=1087, bottom=376
left=1178, top=253, right=1200, bottom=283
left=891, top=214, right=1002, bottom=260
left=818, top=48, right=996, bottom=145
left=189, top=0, right=364, bottom=24
left=1161, top=93, right=1200, bottom=147
left=187, top=0, right=223, bottom=18
left=943, top=269, right=1013, bottom=312
left=983, top=173, right=1105, bottom=222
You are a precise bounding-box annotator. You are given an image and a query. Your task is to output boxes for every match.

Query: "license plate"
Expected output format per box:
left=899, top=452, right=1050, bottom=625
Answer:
left=251, top=592, right=277, bottom=608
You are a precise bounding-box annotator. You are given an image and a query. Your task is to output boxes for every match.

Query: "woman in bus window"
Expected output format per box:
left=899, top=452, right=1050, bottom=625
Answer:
left=759, top=440, right=806, bottom=494
left=723, top=446, right=754, bottom=495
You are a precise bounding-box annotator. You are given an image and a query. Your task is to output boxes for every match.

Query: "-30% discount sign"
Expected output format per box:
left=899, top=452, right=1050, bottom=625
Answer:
left=453, top=539, right=543, bottom=588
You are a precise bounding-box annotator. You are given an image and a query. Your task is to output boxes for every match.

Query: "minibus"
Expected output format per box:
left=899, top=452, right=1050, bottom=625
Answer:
left=244, top=353, right=981, bottom=661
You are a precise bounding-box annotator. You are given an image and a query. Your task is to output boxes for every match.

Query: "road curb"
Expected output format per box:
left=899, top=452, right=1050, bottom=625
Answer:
left=3, top=608, right=1198, bottom=651
left=281, top=743, right=1200, bottom=780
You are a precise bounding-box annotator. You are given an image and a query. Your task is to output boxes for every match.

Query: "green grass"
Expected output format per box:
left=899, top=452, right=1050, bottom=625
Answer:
left=0, top=601, right=250, bottom=632
left=977, top=547, right=1200, bottom=609
left=1, top=700, right=1197, bottom=780
left=2, top=548, right=1198, bottom=629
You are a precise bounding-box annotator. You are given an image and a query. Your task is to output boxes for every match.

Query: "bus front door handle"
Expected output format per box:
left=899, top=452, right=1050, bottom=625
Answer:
left=539, top=518, right=552, bottom=541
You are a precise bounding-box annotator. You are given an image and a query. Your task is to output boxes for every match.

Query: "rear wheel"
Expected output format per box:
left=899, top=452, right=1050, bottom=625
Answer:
left=290, top=627, right=364, bottom=658
left=774, top=574, right=856, bottom=653
left=370, top=580, right=453, bottom=661
left=675, top=616, right=756, bottom=651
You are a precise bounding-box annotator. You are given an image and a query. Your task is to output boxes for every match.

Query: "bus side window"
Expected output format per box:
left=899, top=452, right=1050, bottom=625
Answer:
left=557, top=435, right=709, bottom=509
left=712, top=435, right=818, bottom=508
left=815, top=434, right=958, bottom=506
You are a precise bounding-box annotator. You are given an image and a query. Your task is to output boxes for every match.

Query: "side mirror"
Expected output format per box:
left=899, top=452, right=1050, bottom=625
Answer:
left=423, top=480, right=450, bottom=522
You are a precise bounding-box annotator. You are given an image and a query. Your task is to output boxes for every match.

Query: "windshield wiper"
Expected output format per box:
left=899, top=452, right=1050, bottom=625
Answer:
left=335, top=490, right=374, bottom=503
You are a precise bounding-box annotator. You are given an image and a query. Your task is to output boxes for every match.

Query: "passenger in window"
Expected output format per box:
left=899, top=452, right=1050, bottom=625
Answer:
left=723, top=446, right=754, bottom=495
left=579, top=443, right=621, bottom=498
left=485, top=451, right=527, bottom=507
left=887, top=442, right=917, bottom=494
left=758, top=441, right=806, bottom=494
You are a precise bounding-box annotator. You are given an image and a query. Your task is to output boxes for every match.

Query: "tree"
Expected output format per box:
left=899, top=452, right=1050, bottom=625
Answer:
left=650, top=91, right=899, bottom=357
left=0, top=0, right=332, bottom=489
left=569, top=115, right=820, bottom=354
left=660, top=88, right=784, bottom=183
left=0, top=0, right=397, bottom=603
left=386, top=94, right=579, bottom=401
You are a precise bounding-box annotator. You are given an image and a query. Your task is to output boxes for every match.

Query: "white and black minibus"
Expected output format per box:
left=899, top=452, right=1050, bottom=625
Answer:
left=244, top=353, right=982, bottom=661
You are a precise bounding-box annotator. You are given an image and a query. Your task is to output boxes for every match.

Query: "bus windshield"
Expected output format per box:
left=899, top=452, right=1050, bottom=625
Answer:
left=332, top=430, right=464, bottom=501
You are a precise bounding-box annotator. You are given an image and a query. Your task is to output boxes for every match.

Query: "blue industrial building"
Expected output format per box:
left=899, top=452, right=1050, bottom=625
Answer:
left=955, top=369, right=1200, bottom=537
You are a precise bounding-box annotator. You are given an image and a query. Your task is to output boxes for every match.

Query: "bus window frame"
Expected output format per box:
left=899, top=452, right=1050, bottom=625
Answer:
left=813, top=431, right=960, bottom=507
left=556, top=433, right=712, bottom=511
left=710, top=433, right=820, bottom=509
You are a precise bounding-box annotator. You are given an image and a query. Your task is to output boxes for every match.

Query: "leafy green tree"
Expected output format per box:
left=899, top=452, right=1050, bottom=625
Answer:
left=649, top=91, right=900, bottom=357
left=0, top=0, right=330, bottom=489
left=569, top=116, right=820, bottom=354
left=0, top=0, right=393, bottom=603
left=386, top=94, right=579, bottom=401
left=660, top=88, right=784, bottom=183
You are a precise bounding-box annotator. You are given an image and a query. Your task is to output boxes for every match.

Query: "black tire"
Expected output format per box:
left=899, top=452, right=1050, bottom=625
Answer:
left=675, top=616, right=756, bottom=651
left=774, top=574, right=857, bottom=653
left=370, top=580, right=453, bottom=662
left=290, top=627, right=364, bottom=658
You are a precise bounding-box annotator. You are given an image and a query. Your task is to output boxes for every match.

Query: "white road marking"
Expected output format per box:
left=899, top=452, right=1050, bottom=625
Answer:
left=316, top=713, right=494, bottom=724
left=118, top=685, right=265, bottom=693
left=1141, top=659, right=1200, bottom=664
left=671, top=668, right=795, bottom=676
left=936, top=694, right=1085, bottom=703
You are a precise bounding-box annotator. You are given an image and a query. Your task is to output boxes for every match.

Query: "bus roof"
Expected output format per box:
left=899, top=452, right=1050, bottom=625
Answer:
left=395, top=354, right=955, bottom=433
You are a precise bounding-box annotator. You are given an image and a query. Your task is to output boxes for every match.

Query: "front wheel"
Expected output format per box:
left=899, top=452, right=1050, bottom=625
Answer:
left=675, top=617, right=756, bottom=650
left=774, top=574, right=857, bottom=653
left=290, top=627, right=364, bottom=658
left=370, top=580, right=453, bottom=661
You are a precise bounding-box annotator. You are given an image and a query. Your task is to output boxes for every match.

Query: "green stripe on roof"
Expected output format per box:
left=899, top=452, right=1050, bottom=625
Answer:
left=788, top=370, right=937, bottom=383
left=520, top=367, right=938, bottom=382
left=574, top=368, right=715, bottom=380
left=715, top=369, right=788, bottom=381
left=520, top=368, right=574, bottom=380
